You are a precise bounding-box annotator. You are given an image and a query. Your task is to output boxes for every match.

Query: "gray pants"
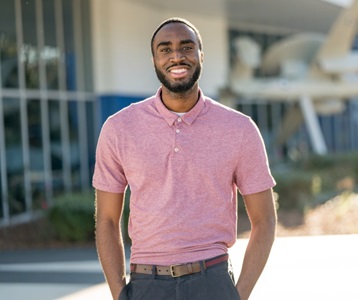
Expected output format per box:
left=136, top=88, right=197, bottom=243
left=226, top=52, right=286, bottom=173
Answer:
left=119, top=261, right=241, bottom=300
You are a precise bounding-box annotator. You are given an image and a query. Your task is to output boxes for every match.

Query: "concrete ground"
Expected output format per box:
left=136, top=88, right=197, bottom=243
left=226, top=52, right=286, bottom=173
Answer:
left=232, top=234, right=358, bottom=300
left=0, top=234, right=357, bottom=300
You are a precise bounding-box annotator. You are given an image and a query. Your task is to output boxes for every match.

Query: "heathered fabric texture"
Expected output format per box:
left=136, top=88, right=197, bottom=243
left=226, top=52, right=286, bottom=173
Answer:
left=93, top=88, right=276, bottom=265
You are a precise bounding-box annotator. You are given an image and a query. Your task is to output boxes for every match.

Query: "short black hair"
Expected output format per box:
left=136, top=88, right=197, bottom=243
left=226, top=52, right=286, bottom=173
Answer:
left=151, top=17, right=203, bottom=55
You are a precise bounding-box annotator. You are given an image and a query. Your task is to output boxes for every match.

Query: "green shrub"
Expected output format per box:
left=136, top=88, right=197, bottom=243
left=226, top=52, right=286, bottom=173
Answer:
left=301, top=154, right=337, bottom=170
left=302, top=153, right=358, bottom=173
left=47, top=190, right=95, bottom=242
left=273, top=171, right=314, bottom=212
left=273, top=153, right=358, bottom=212
left=302, top=153, right=358, bottom=193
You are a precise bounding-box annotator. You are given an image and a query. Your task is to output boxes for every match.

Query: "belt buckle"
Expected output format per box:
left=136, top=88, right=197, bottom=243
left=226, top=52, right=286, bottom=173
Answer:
left=170, top=264, right=181, bottom=277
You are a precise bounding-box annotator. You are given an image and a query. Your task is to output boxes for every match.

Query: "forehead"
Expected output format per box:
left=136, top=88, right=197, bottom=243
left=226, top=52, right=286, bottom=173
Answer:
left=153, top=22, right=199, bottom=46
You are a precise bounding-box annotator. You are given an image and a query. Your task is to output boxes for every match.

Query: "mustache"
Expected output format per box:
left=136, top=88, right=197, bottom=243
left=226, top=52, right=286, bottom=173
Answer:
left=167, top=63, right=190, bottom=70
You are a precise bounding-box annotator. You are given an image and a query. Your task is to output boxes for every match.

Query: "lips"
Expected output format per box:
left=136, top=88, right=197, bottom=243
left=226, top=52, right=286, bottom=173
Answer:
left=168, top=65, right=190, bottom=79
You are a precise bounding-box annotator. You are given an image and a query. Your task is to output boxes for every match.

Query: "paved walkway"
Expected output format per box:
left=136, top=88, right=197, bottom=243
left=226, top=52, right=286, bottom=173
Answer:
left=0, top=248, right=104, bottom=300
left=1, top=235, right=357, bottom=299
left=232, top=234, right=358, bottom=300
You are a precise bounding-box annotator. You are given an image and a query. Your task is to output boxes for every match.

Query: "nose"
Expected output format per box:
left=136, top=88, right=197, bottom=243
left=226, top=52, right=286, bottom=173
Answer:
left=170, top=49, right=185, bottom=62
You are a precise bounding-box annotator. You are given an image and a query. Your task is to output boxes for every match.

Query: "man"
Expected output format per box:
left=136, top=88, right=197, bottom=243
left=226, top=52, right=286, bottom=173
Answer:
left=93, top=18, right=276, bottom=300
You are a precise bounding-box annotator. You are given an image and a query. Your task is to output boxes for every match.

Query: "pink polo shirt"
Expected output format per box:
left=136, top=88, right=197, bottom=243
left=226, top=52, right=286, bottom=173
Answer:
left=93, top=88, right=275, bottom=265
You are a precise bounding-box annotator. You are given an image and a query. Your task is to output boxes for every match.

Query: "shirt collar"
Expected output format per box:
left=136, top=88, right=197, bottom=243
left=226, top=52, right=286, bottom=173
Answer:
left=155, top=87, right=205, bottom=126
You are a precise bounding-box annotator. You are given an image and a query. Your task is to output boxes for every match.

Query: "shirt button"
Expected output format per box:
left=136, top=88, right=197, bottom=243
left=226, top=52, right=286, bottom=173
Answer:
left=176, top=129, right=180, bottom=133
left=177, top=118, right=182, bottom=122
left=174, top=148, right=179, bottom=152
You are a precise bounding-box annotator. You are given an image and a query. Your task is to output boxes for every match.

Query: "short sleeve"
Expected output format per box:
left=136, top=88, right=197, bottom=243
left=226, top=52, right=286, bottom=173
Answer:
left=234, top=118, right=276, bottom=195
left=92, top=118, right=128, bottom=193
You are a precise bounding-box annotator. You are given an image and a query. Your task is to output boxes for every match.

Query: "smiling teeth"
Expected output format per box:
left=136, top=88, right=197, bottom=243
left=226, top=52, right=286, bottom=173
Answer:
left=171, top=69, right=186, bottom=73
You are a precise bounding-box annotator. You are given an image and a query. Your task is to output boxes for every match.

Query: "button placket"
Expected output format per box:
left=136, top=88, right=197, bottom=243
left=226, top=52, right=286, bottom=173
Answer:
left=174, top=118, right=183, bottom=153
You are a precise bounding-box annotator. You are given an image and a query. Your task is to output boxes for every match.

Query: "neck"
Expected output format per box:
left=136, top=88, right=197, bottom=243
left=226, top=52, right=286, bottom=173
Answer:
left=161, top=85, right=200, bottom=113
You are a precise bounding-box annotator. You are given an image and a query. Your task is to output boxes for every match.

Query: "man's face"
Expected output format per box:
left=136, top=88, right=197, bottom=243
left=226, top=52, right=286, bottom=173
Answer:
left=152, top=22, right=203, bottom=94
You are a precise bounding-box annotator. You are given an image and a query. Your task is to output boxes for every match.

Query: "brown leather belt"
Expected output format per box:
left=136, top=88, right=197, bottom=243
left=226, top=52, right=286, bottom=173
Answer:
left=130, top=254, right=228, bottom=278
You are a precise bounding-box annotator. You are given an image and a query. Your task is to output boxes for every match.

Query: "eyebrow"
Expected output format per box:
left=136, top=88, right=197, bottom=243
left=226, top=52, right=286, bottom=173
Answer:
left=156, top=39, right=196, bottom=50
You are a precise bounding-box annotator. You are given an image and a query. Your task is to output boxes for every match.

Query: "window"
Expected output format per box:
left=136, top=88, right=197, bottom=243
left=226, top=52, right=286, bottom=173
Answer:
left=0, top=0, right=95, bottom=225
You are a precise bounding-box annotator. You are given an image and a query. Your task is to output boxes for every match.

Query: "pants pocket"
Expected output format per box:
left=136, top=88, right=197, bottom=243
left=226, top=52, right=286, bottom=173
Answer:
left=118, top=282, right=132, bottom=300
left=226, top=272, right=241, bottom=300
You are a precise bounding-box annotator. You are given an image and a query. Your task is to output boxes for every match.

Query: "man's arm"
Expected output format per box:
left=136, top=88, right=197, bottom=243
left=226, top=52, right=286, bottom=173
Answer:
left=236, top=188, right=277, bottom=300
left=95, top=189, right=127, bottom=300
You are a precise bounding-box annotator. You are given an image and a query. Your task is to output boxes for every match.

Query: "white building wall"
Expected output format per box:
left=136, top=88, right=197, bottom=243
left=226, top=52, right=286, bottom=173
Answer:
left=91, top=0, right=228, bottom=98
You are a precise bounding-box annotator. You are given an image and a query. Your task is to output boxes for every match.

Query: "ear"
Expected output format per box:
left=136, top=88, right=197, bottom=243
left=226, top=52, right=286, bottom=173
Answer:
left=200, top=51, right=204, bottom=63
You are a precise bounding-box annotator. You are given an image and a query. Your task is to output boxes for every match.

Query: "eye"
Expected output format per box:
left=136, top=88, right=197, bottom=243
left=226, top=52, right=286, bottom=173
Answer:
left=182, top=46, right=193, bottom=51
left=160, top=48, right=171, bottom=53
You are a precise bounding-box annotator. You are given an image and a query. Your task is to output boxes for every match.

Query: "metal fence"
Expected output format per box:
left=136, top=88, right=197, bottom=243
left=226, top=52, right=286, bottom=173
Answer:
left=236, top=99, right=358, bottom=163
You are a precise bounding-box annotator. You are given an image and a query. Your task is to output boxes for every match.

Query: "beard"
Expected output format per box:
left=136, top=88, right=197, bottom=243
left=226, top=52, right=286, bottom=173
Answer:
left=155, top=63, right=202, bottom=94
